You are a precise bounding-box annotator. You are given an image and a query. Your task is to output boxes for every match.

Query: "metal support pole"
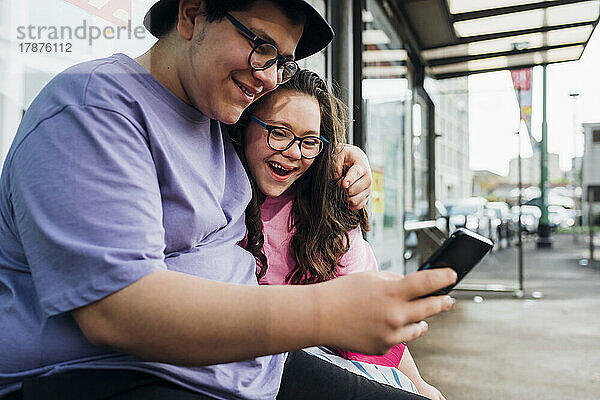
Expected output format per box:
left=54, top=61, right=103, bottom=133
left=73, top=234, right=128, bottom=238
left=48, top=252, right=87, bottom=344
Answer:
left=352, top=0, right=364, bottom=148
left=330, top=0, right=354, bottom=144
left=517, top=131, right=524, bottom=291
left=515, top=86, right=524, bottom=293
left=569, top=92, right=580, bottom=243
left=590, top=191, right=595, bottom=261
left=537, top=65, right=552, bottom=248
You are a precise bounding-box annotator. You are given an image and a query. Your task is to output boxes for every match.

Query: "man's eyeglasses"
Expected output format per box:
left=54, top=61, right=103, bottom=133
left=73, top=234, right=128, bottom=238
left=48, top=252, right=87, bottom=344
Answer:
left=250, top=116, right=328, bottom=159
left=225, top=13, right=299, bottom=85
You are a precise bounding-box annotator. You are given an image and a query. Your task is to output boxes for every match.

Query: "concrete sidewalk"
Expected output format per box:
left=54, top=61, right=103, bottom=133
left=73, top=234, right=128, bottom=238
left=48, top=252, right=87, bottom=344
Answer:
left=407, top=233, right=600, bottom=400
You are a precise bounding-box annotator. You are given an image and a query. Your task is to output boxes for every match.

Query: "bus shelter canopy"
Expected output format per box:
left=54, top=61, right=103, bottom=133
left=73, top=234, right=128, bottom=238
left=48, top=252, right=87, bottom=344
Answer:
left=392, top=0, right=600, bottom=78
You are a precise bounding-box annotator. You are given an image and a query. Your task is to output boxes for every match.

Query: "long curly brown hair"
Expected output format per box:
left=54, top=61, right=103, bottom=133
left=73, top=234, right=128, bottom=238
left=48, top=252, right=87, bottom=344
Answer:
left=231, top=69, right=369, bottom=284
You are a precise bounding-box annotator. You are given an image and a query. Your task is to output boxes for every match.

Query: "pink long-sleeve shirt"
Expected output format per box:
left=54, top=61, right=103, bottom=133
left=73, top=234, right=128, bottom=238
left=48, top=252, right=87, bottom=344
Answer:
left=258, top=188, right=405, bottom=367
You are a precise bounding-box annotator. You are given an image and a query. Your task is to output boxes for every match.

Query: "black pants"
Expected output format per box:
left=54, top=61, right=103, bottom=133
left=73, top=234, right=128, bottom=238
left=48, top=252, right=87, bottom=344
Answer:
left=5, top=352, right=427, bottom=400
left=4, top=370, right=214, bottom=400
left=277, top=350, right=427, bottom=399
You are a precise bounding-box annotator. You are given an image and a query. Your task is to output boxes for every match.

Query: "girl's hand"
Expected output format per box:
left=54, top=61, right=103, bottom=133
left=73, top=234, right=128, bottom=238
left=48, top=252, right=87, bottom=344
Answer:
left=333, top=144, right=371, bottom=210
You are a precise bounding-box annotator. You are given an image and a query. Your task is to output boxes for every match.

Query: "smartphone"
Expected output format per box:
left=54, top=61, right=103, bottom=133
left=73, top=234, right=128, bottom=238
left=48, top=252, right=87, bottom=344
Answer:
left=417, top=228, right=493, bottom=296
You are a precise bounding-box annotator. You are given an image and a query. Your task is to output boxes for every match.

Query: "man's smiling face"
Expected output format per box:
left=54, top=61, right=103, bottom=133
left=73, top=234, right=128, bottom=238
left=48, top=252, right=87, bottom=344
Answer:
left=177, top=0, right=304, bottom=124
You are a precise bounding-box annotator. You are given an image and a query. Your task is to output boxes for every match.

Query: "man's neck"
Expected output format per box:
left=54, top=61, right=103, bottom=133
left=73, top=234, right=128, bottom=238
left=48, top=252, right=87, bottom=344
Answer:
left=135, top=41, right=191, bottom=106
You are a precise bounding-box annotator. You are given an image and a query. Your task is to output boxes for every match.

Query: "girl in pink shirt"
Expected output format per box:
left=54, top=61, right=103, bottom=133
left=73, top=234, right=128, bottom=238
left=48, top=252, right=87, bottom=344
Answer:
left=233, top=69, right=444, bottom=400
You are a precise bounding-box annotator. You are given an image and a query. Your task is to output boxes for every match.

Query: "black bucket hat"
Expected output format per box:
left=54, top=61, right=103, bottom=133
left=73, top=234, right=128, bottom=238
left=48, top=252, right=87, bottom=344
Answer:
left=143, top=0, right=334, bottom=61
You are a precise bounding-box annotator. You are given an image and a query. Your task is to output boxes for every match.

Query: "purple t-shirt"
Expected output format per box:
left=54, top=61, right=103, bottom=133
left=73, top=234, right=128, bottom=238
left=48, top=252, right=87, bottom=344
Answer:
left=0, top=53, right=285, bottom=399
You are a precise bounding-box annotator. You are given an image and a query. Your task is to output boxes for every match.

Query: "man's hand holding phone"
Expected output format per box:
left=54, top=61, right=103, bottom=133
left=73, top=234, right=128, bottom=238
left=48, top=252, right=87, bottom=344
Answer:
left=418, top=228, right=494, bottom=296
left=317, top=229, right=492, bottom=356
left=317, top=268, right=457, bottom=356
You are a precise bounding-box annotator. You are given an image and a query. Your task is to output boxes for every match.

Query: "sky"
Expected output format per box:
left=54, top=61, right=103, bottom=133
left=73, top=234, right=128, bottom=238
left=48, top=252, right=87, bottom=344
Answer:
left=468, top=26, right=600, bottom=176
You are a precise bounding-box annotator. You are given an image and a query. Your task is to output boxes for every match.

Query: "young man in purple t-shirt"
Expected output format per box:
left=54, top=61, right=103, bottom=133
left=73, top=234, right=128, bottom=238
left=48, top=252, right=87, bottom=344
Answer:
left=0, top=1, right=456, bottom=398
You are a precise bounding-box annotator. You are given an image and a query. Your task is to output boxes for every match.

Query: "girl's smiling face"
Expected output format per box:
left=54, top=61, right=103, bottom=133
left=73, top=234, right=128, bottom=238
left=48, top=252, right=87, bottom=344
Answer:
left=244, top=89, right=321, bottom=198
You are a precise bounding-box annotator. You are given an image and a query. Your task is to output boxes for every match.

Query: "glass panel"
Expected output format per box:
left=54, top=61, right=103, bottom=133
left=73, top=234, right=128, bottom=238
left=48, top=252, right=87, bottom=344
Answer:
left=362, top=0, right=408, bottom=273
left=0, top=59, right=4, bottom=95
left=423, top=32, right=544, bottom=60
left=408, top=23, right=593, bottom=62
left=0, top=1, right=7, bottom=41
left=362, top=0, right=405, bottom=79
left=428, top=44, right=584, bottom=75
left=546, top=1, right=600, bottom=26
left=0, top=1, right=5, bottom=27
left=454, top=9, right=544, bottom=37
left=546, top=25, right=594, bottom=46
left=0, top=93, right=6, bottom=162
left=363, top=49, right=408, bottom=63
left=0, top=91, right=4, bottom=136
left=447, top=0, right=547, bottom=14
left=363, top=29, right=391, bottom=45
left=468, top=32, right=543, bottom=54
left=467, top=55, right=510, bottom=70
left=363, top=65, right=408, bottom=78
left=412, top=101, right=430, bottom=220
left=23, top=68, right=54, bottom=110
left=422, top=44, right=470, bottom=60
left=546, top=45, right=584, bottom=62
left=453, top=1, right=599, bottom=38
left=296, top=0, right=327, bottom=76
left=364, top=94, right=405, bottom=230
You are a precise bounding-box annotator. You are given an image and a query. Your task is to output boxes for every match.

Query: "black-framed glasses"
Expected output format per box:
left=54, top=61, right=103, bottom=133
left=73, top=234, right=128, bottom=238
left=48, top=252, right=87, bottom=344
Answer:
left=250, top=116, right=328, bottom=159
left=225, top=12, right=299, bottom=85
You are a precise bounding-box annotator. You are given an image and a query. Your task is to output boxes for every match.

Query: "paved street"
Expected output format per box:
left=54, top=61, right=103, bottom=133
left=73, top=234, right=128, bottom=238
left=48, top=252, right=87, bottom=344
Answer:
left=407, top=233, right=600, bottom=400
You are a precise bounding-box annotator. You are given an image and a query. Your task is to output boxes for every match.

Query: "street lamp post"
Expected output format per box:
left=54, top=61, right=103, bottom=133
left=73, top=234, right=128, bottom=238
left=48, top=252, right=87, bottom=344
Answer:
left=516, top=129, right=524, bottom=292
left=569, top=92, right=580, bottom=243
left=537, top=65, right=552, bottom=248
left=514, top=84, right=524, bottom=294
left=590, top=190, right=595, bottom=261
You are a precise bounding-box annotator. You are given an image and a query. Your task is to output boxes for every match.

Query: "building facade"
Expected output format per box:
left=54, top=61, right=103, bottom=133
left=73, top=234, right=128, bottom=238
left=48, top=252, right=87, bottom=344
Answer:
left=582, top=123, right=600, bottom=202
left=472, top=170, right=504, bottom=197
left=426, top=76, right=472, bottom=202
left=507, top=152, right=562, bottom=186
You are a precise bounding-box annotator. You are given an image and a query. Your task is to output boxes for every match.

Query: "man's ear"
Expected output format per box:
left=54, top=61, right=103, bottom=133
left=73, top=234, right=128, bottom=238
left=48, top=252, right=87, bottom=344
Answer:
left=177, top=0, right=205, bottom=40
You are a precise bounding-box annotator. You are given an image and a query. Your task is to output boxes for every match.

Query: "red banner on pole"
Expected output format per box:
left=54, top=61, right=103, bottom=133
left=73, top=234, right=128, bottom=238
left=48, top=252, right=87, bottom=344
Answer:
left=510, top=68, right=532, bottom=91
left=511, top=68, right=536, bottom=152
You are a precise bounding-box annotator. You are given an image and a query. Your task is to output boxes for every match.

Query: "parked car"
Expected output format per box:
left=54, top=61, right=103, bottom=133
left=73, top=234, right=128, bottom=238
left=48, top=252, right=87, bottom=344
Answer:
left=445, top=197, right=497, bottom=242
left=511, top=205, right=541, bottom=234
left=548, top=205, right=576, bottom=229
left=487, top=201, right=515, bottom=241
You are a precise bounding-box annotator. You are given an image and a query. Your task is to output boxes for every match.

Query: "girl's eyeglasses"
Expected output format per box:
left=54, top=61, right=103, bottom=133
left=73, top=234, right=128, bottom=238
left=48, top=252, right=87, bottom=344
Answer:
left=250, top=116, right=328, bottom=159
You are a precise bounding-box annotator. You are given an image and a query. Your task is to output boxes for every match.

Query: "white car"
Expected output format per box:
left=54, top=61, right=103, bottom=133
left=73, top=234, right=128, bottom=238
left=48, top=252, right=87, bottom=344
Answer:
left=446, top=197, right=498, bottom=242
left=511, top=205, right=541, bottom=234
left=548, top=205, right=576, bottom=229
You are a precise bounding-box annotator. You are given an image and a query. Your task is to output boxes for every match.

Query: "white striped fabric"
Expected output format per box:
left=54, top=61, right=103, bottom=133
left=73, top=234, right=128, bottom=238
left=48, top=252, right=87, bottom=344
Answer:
left=301, top=346, right=419, bottom=394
